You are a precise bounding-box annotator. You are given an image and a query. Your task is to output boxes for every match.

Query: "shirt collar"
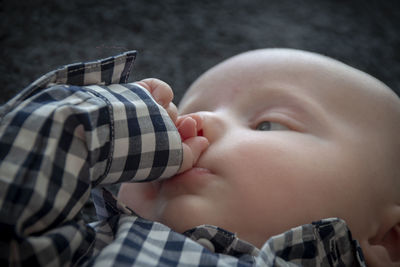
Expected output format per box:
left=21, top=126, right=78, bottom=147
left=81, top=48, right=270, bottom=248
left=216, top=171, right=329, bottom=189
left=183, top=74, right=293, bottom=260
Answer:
left=261, top=218, right=367, bottom=266
left=183, top=224, right=260, bottom=257
left=95, top=188, right=366, bottom=266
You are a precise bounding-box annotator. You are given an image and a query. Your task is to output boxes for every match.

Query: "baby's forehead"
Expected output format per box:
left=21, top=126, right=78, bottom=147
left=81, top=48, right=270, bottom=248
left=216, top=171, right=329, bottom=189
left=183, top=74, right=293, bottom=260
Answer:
left=185, top=49, right=393, bottom=109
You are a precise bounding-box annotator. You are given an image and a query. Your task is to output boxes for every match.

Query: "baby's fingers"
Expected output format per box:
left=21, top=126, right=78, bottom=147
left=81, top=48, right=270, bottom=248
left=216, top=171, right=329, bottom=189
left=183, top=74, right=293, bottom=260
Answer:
left=136, top=78, right=173, bottom=108
left=176, top=114, right=203, bottom=140
left=178, top=136, right=209, bottom=174
left=177, top=117, right=197, bottom=140
left=165, top=102, right=178, bottom=123
left=136, top=78, right=178, bottom=122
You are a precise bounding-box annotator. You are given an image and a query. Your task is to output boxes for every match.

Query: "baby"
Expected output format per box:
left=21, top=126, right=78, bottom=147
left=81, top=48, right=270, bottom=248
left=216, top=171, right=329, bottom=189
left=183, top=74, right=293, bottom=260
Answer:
left=2, top=48, right=399, bottom=266
left=119, top=49, right=400, bottom=266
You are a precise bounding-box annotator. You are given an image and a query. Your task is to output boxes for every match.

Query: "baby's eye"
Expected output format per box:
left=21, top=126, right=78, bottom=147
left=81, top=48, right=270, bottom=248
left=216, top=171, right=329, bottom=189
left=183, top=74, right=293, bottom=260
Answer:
left=255, top=121, right=290, bottom=131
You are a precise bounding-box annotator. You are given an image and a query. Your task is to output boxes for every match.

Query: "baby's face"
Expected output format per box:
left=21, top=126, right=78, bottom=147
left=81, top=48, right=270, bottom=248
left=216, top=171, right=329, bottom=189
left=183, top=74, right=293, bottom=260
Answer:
left=120, top=49, right=400, bottom=253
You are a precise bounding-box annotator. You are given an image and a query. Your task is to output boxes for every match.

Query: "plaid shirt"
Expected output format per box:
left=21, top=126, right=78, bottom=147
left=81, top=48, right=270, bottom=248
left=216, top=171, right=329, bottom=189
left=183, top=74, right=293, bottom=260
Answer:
left=0, top=51, right=367, bottom=266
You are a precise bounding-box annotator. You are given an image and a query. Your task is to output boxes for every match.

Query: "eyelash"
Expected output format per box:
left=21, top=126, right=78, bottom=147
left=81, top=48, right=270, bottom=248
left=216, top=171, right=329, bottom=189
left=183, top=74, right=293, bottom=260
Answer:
left=250, top=110, right=305, bottom=132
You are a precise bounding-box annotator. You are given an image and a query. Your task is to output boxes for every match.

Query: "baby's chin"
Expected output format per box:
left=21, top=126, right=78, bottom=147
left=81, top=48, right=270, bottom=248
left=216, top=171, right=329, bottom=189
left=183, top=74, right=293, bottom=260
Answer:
left=118, top=182, right=161, bottom=220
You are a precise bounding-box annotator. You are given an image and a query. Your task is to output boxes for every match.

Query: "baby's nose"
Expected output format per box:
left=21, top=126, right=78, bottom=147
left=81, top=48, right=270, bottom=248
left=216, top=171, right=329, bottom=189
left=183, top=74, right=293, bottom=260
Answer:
left=195, top=111, right=226, bottom=143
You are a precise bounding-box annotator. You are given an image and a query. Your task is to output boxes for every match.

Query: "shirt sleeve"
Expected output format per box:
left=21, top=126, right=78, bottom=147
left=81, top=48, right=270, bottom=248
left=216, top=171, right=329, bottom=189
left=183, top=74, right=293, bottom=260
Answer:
left=0, top=82, right=182, bottom=265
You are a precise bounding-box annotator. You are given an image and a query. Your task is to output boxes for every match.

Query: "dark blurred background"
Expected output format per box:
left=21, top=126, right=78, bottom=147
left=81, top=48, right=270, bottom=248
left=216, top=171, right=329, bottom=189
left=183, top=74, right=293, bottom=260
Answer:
left=1, top=0, right=399, bottom=105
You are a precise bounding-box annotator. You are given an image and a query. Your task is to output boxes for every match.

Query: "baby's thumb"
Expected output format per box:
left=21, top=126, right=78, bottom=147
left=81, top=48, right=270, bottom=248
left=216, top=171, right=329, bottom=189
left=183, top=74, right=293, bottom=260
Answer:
left=178, top=136, right=209, bottom=174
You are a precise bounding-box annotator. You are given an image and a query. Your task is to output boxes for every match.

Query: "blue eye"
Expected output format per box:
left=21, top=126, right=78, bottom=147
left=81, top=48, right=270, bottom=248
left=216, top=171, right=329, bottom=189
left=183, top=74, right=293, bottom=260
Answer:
left=255, top=121, right=290, bottom=131
left=256, top=121, right=271, bottom=131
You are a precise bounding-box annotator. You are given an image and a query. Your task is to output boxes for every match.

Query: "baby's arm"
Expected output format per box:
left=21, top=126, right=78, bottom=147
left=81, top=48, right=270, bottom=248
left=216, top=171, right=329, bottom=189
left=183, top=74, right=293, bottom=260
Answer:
left=136, top=78, right=208, bottom=174
left=0, top=76, right=202, bottom=266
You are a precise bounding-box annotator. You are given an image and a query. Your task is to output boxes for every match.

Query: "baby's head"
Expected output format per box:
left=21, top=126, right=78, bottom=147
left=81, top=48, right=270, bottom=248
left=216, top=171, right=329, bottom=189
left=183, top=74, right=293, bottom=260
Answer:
left=120, top=49, right=400, bottom=266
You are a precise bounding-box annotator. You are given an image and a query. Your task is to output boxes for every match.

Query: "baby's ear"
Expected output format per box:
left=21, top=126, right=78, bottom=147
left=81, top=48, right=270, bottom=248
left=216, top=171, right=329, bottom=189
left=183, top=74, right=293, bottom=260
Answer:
left=365, top=213, right=400, bottom=266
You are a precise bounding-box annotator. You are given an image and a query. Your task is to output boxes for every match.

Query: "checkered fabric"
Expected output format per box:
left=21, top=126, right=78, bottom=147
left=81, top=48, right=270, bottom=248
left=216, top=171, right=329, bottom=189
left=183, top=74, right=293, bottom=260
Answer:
left=0, top=51, right=366, bottom=266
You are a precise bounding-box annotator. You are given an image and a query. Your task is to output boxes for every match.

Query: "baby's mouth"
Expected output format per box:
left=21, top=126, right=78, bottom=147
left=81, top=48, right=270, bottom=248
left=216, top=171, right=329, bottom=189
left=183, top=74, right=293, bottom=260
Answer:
left=162, top=166, right=212, bottom=185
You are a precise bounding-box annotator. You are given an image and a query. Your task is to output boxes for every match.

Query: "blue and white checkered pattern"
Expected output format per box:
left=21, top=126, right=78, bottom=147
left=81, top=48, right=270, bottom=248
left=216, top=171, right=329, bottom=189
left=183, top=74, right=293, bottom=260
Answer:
left=0, top=51, right=366, bottom=266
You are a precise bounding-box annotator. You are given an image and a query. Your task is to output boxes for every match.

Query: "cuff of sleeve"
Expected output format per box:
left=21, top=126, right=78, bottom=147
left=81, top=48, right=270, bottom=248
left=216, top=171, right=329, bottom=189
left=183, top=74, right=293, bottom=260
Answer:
left=87, top=83, right=182, bottom=185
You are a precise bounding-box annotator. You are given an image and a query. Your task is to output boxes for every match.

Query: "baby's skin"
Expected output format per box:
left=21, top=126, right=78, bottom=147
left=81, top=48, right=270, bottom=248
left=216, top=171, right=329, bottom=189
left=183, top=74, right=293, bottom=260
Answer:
left=120, top=49, right=400, bottom=266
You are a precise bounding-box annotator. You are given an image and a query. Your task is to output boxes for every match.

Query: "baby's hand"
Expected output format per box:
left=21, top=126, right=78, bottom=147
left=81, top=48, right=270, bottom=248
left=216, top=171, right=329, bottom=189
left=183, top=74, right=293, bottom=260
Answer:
left=135, top=78, right=178, bottom=122
left=135, top=79, right=208, bottom=174
left=176, top=114, right=209, bottom=174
